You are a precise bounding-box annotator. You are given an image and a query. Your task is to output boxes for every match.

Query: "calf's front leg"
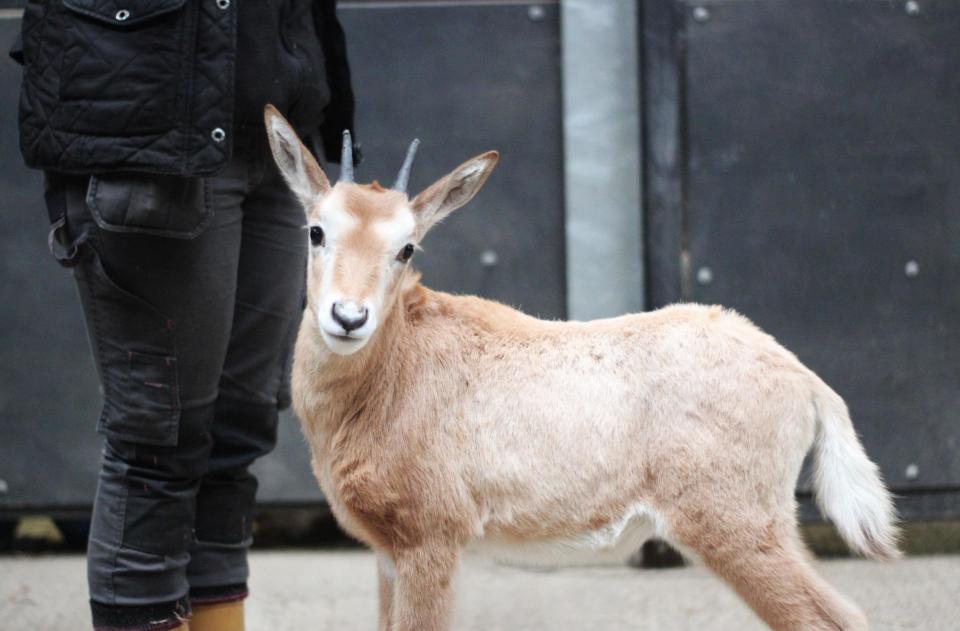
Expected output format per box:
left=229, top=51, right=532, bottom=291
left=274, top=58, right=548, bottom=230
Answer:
left=389, top=543, right=460, bottom=631
left=377, top=554, right=396, bottom=631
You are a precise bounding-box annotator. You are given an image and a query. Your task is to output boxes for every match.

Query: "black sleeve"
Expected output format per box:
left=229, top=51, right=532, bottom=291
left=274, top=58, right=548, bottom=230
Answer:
left=314, top=0, right=358, bottom=165
left=9, top=31, right=23, bottom=65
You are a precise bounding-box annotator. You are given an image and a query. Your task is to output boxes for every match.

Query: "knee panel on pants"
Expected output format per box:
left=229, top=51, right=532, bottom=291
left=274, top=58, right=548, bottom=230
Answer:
left=192, top=397, right=279, bottom=545
left=96, top=405, right=215, bottom=557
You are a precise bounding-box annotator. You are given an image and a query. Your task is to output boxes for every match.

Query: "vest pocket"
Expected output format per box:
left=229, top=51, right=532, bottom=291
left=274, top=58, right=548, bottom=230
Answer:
left=55, top=0, right=191, bottom=135
left=62, top=0, right=189, bottom=26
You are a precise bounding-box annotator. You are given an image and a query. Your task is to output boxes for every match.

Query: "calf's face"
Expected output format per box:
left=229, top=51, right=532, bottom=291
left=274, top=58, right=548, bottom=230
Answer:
left=264, top=104, right=499, bottom=355
left=305, top=183, right=417, bottom=354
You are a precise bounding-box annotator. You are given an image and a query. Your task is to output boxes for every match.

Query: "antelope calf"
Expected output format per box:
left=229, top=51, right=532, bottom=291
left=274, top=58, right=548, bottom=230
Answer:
left=264, top=105, right=899, bottom=631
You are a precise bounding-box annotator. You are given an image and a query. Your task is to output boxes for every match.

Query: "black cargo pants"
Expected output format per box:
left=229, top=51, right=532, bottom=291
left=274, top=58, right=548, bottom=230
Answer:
left=44, top=139, right=308, bottom=631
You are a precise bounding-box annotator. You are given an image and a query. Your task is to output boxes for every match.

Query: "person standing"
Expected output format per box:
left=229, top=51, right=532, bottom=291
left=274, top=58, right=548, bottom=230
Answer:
left=10, top=1, right=359, bottom=629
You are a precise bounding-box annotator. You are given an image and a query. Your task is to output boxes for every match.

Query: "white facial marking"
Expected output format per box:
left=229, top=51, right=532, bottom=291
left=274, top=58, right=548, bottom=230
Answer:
left=365, top=207, right=416, bottom=335
left=314, top=188, right=358, bottom=240
left=373, top=205, right=417, bottom=251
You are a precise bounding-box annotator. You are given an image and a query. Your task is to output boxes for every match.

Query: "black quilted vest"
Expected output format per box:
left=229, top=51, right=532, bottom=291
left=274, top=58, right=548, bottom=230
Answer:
left=14, top=0, right=353, bottom=176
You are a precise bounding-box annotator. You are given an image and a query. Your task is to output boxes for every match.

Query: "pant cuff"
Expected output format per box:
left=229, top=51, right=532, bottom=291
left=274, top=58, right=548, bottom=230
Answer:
left=91, top=597, right=189, bottom=631
left=189, top=583, right=249, bottom=606
left=186, top=536, right=252, bottom=590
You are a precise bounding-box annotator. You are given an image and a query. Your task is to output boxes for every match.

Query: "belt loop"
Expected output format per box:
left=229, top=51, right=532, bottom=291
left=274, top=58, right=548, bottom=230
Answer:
left=47, top=214, right=87, bottom=268
left=42, top=171, right=70, bottom=224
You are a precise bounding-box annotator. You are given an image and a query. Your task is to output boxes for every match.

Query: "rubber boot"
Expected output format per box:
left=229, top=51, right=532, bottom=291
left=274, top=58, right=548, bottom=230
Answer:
left=189, top=601, right=244, bottom=631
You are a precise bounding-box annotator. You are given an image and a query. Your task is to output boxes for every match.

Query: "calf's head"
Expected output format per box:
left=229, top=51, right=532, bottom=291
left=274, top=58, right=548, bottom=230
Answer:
left=264, top=105, right=498, bottom=355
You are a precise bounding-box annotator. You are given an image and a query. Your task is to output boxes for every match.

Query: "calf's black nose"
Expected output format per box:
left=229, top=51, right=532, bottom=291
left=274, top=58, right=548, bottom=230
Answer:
left=331, top=302, right=368, bottom=333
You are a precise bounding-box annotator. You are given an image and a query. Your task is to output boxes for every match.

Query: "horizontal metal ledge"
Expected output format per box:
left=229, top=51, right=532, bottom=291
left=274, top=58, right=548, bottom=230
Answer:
left=342, top=0, right=557, bottom=9
left=0, top=2, right=557, bottom=18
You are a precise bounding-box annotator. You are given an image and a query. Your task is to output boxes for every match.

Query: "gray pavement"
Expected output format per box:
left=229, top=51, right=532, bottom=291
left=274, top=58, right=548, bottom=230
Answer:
left=1, top=551, right=957, bottom=630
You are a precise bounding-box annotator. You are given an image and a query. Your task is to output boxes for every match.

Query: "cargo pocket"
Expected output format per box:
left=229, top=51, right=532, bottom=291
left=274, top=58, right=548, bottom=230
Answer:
left=77, top=250, right=181, bottom=446
left=126, top=351, right=179, bottom=438
left=86, top=174, right=212, bottom=239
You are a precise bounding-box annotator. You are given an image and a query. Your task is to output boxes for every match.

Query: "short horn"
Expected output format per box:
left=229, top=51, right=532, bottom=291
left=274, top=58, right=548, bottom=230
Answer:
left=340, top=129, right=354, bottom=182
left=392, top=139, right=420, bottom=193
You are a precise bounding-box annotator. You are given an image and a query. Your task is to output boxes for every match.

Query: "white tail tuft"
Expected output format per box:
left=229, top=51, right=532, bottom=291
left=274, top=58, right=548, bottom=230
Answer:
left=811, top=383, right=901, bottom=560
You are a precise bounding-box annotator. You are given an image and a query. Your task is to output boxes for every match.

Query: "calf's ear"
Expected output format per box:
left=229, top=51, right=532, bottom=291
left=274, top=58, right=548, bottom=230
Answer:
left=410, top=151, right=499, bottom=237
left=264, top=104, right=331, bottom=209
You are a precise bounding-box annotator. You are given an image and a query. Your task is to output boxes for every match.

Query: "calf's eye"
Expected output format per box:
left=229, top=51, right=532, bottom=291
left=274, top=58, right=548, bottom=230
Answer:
left=309, top=226, right=325, bottom=247
left=398, top=243, right=415, bottom=262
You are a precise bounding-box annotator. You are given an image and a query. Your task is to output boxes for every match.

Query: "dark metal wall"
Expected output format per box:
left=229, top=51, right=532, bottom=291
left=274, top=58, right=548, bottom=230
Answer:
left=644, top=0, right=960, bottom=519
left=0, top=2, right=564, bottom=511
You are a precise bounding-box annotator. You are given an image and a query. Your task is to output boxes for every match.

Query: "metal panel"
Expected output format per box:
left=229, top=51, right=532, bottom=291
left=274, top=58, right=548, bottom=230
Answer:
left=562, top=0, right=644, bottom=319
left=642, top=0, right=686, bottom=308
left=677, top=0, right=960, bottom=497
left=0, top=2, right=564, bottom=510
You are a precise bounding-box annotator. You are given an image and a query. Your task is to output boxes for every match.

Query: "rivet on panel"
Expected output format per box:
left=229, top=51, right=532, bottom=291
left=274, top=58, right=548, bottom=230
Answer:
left=480, top=250, right=499, bottom=268
left=696, top=266, right=713, bottom=285
left=904, top=463, right=919, bottom=480
left=692, top=6, right=710, bottom=23
left=527, top=5, right=545, bottom=22
left=904, top=260, right=919, bottom=278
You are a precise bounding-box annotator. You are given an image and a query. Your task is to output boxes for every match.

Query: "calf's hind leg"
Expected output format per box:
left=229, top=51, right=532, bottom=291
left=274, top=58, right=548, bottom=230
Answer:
left=674, top=517, right=867, bottom=631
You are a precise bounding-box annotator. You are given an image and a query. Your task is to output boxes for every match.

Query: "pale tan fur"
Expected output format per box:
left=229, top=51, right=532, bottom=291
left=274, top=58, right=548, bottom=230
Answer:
left=264, top=106, right=899, bottom=631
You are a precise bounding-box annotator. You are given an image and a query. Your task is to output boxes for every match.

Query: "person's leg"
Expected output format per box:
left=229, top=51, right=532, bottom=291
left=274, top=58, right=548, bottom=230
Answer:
left=44, top=167, right=247, bottom=630
left=186, top=145, right=308, bottom=617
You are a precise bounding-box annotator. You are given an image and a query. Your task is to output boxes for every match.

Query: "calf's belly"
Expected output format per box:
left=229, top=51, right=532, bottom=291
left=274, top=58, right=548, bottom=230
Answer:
left=469, top=503, right=664, bottom=567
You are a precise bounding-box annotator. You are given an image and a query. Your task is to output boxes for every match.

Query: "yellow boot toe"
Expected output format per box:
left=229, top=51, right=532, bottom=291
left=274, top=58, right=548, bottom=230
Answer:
left=190, top=600, right=244, bottom=631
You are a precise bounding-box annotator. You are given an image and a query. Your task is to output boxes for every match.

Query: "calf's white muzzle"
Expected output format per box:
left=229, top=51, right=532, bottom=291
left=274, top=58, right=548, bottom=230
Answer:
left=316, top=297, right=378, bottom=355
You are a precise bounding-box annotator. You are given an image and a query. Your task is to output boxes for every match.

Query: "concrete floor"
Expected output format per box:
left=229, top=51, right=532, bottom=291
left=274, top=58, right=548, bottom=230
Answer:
left=1, top=551, right=957, bottom=630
